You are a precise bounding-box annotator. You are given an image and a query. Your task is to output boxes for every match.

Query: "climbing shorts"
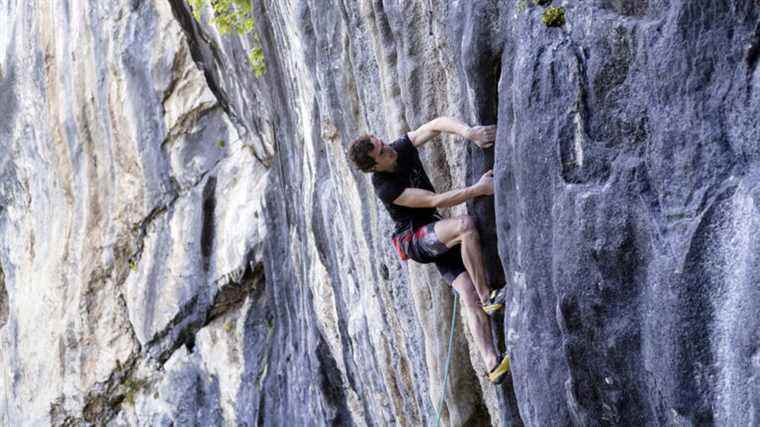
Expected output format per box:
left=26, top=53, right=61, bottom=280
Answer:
left=391, top=222, right=467, bottom=284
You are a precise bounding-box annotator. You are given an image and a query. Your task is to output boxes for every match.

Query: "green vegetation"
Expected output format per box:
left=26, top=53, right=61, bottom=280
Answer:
left=217, top=139, right=226, bottom=148
left=542, top=6, right=566, bottom=27
left=128, top=258, right=137, bottom=272
left=123, top=378, right=150, bottom=406
left=189, top=0, right=252, bottom=35
left=187, top=0, right=266, bottom=77
left=224, top=321, right=235, bottom=333
left=248, top=47, right=266, bottom=78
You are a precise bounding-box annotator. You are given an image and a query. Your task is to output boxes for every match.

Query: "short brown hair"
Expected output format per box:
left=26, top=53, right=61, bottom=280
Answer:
left=348, top=135, right=376, bottom=172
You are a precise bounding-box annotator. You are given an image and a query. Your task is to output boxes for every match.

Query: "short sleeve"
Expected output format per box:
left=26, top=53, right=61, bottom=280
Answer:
left=372, top=174, right=405, bottom=205
left=391, top=133, right=416, bottom=154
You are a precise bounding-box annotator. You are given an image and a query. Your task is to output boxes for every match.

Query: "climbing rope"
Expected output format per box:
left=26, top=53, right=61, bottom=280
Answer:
left=434, top=293, right=458, bottom=427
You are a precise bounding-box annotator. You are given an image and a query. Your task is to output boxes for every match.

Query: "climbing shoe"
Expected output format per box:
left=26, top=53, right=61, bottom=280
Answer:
left=488, top=352, right=511, bottom=384
left=481, top=288, right=506, bottom=316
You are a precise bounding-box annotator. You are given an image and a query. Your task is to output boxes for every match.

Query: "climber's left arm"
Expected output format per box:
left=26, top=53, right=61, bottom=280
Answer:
left=407, top=116, right=496, bottom=148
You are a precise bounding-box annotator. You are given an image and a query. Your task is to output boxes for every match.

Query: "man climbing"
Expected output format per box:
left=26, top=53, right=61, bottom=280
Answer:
left=348, top=117, right=510, bottom=384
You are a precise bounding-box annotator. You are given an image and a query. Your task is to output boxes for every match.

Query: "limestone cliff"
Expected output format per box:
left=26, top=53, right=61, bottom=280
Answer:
left=1, top=0, right=758, bottom=425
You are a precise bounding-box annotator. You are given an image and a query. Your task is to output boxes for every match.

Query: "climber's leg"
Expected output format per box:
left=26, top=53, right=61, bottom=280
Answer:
left=451, top=271, right=499, bottom=370
left=434, top=216, right=492, bottom=304
left=406, top=218, right=504, bottom=314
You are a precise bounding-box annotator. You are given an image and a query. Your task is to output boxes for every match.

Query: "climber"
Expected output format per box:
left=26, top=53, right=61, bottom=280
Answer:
left=348, top=117, right=510, bottom=384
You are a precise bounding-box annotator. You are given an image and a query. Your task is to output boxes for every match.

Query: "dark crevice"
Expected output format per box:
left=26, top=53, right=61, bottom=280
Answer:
left=0, top=265, right=7, bottom=330
left=461, top=17, right=522, bottom=420
left=149, top=296, right=218, bottom=366
left=316, top=337, right=352, bottom=424
left=146, top=294, right=201, bottom=365
left=206, top=260, right=266, bottom=326
left=182, top=331, right=197, bottom=353
left=201, top=176, right=217, bottom=270
left=748, top=35, right=760, bottom=72
left=256, top=392, right=266, bottom=427
left=466, top=45, right=505, bottom=288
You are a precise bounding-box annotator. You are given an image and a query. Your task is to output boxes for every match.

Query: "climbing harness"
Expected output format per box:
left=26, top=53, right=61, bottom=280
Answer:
left=434, top=293, right=458, bottom=427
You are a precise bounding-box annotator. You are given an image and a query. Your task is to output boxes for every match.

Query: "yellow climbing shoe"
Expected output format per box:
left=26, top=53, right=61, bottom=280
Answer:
left=488, top=353, right=511, bottom=384
left=482, top=289, right=505, bottom=316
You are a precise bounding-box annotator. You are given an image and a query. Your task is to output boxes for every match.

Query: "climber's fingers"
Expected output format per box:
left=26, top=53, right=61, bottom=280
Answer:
left=471, top=125, right=497, bottom=147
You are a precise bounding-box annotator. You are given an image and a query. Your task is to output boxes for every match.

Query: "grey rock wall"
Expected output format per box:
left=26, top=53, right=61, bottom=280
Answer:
left=496, top=0, right=760, bottom=425
left=1, top=0, right=758, bottom=425
left=1, top=0, right=271, bottom=424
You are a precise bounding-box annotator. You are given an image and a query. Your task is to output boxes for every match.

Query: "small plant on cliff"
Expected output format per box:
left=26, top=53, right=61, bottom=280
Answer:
left=224, top=321, right=235, bottom=333
left=248, top=47, right=266, bottom=78
left=123, top=378, right=150, bottom=406
left=542, top=6, right=565, bottom=27
left=533, top=0, right=552, bottom=6
left=187, top=0, right=266, bottom=77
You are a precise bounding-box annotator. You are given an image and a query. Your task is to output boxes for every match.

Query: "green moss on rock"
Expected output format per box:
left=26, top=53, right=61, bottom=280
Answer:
left=248, top=47, right=266, bottom=78
left=542, top=6, right=565, bottom=27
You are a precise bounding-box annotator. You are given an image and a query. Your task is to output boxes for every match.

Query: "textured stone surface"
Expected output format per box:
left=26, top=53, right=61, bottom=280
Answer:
left=496, top=0, right=760, bottom=425
left=0, top=0, right=270, bottom=424
left=2, top=0, right=759, bottom=425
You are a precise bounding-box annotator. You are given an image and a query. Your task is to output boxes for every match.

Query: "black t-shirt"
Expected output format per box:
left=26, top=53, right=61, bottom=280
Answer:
left=372, top=134, right=439, bottom=236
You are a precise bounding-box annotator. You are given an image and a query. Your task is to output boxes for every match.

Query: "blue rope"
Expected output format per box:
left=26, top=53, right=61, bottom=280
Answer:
left=435, top=294, right=458, bottom=427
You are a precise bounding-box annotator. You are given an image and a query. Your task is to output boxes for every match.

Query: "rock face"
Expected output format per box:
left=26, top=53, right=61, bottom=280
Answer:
left=496, top=1, right=760, bottom=425
left=0, top=0, right=758, bottom=425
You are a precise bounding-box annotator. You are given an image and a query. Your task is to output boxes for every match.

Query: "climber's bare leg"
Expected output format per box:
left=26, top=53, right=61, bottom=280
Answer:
left=435, top=215, right=490, bottom=303
left=452, top=271, right=498, bottom=370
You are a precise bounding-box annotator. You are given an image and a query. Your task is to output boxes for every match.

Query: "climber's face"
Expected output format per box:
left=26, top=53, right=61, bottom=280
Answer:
left=368, top=136, right=397, bottom=172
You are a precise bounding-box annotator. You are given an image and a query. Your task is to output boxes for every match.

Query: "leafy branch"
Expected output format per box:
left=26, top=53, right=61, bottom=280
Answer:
left=187, top=0, right=266, bottom=77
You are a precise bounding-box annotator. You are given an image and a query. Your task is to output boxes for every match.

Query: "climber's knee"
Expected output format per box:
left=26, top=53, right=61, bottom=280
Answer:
left=452, top=272, right=480, bottom=309
left=435, top=215, right=478, bottom=247
left=457, top=215, right=477, bottom=235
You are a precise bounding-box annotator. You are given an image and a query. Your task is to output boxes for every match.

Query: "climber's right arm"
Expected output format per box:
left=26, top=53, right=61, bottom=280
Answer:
left=407, top=117, right=497, bottom=148
left=392, top=170, right=494, bottom=209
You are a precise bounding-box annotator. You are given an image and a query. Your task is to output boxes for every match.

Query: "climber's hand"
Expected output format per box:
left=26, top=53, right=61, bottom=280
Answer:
left=467, top=125, right=497, bottom=148
left=476, top=170, right=494, bottom=196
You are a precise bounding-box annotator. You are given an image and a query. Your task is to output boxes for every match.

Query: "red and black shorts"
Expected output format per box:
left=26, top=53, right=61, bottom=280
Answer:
left=391, top=222, right=467, bottom=284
